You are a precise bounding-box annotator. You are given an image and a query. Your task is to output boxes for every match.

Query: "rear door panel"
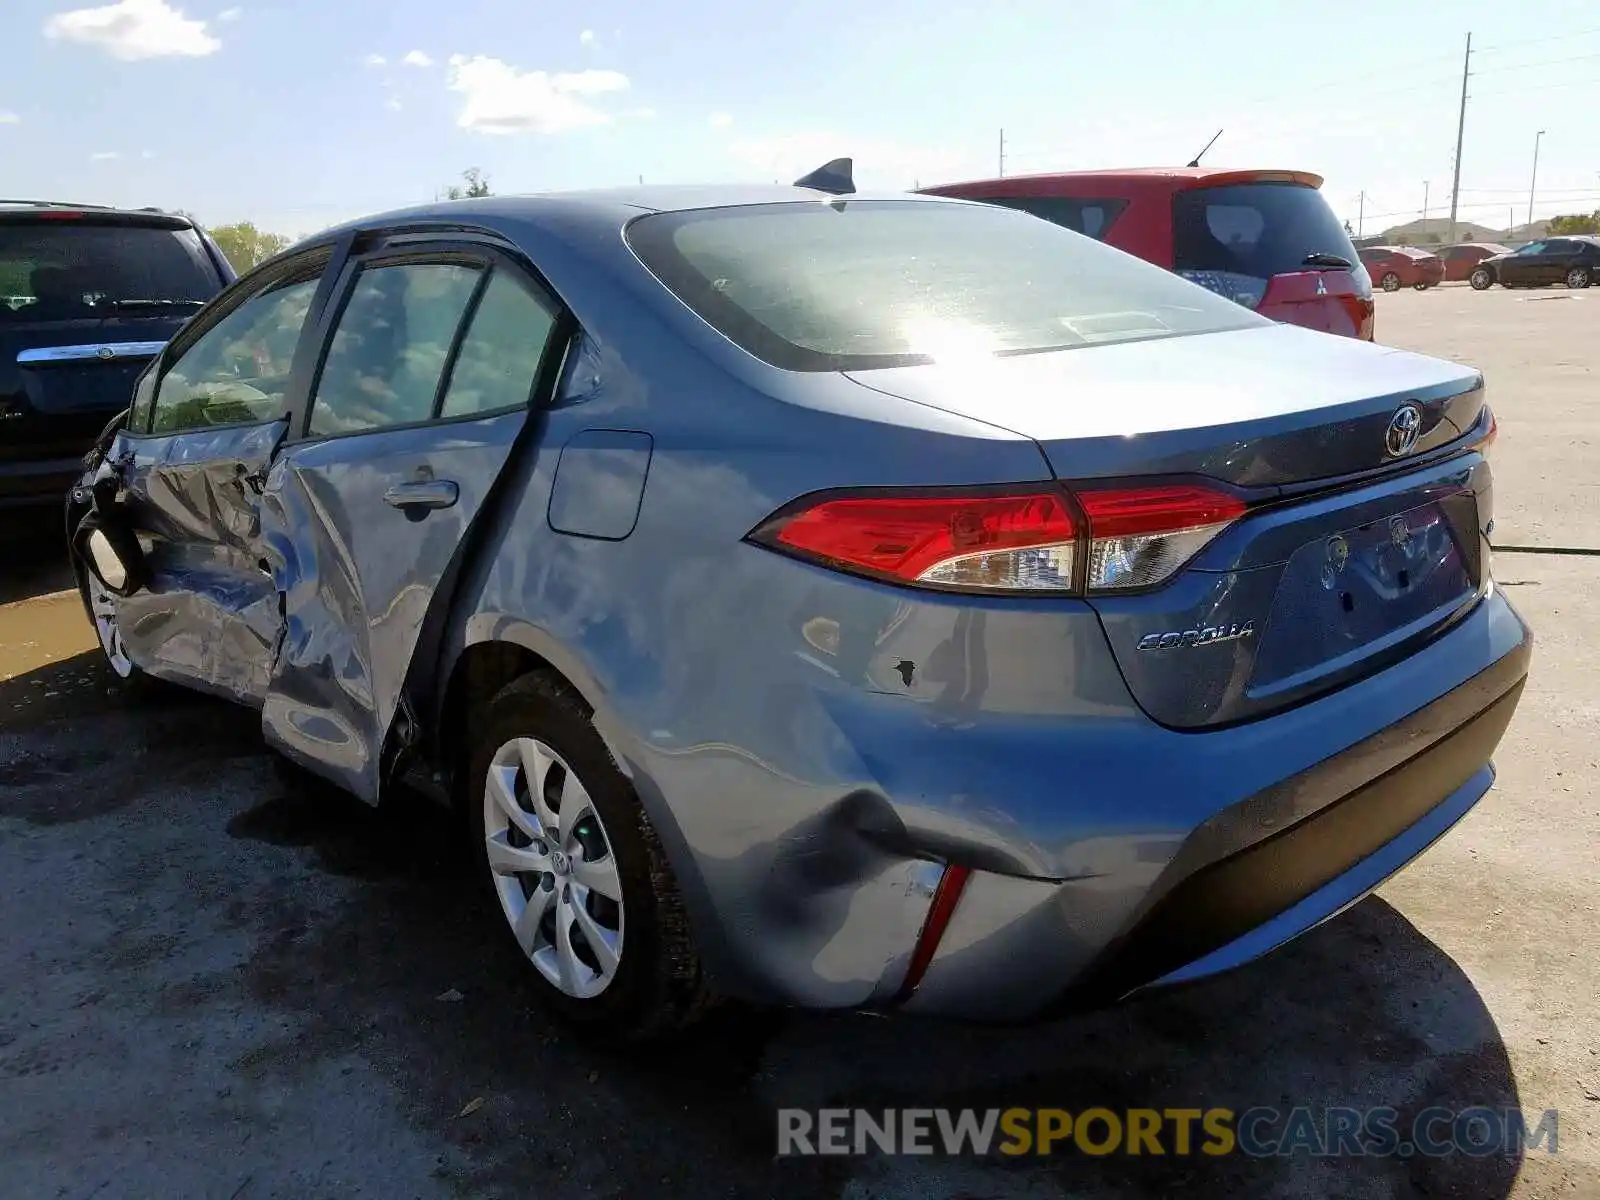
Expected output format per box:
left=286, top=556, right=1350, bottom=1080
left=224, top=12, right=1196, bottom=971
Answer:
left=258, top=242, right=565, bottom=802
left=260, top=411, right=529, bottom=795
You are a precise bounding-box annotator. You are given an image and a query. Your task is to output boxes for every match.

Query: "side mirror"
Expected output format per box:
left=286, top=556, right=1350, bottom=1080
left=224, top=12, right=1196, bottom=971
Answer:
left=72, top=514, right=148, bottom=597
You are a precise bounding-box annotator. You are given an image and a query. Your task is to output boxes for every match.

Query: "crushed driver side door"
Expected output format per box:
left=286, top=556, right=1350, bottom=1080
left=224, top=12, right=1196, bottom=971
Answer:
left=258, top=234, right=570, bottom=802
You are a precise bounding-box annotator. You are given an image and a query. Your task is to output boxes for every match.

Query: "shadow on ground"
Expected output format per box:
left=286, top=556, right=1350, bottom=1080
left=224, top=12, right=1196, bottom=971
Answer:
left=219, top=774, right=1527, bottom=1199
left=0, top=526, right=75, bottom=607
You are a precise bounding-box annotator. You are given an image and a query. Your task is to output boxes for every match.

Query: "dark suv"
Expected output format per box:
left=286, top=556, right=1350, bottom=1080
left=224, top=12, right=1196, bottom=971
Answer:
left=1, top=201, right=233, bottom=510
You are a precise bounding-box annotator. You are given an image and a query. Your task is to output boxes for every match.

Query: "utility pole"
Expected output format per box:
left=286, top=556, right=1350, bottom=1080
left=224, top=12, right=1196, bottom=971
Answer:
left=1448, top=31, right=1472, bottom=243
left=1527, top=129, right=1545, bottom=229
left=1423, top=181, right=1430, bottom=229
left=1358, top=191, right=1366, bottom=238
left=998, top=128, right=1006, bottom=178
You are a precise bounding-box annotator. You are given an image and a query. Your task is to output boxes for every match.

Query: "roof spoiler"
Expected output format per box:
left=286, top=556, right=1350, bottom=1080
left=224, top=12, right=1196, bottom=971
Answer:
left=793, top=158, right=855, bottom=196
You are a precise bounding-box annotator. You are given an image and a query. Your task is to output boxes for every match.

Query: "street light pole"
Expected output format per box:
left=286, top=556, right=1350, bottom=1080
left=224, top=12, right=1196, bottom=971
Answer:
left=1423, top=181, right=1430, bottom=229
left=1527, top=129, right=1545, bottom=230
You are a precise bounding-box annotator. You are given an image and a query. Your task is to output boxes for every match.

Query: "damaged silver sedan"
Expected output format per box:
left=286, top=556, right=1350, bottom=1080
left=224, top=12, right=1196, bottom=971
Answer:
left=69, top=173, right=1529, bottom=1038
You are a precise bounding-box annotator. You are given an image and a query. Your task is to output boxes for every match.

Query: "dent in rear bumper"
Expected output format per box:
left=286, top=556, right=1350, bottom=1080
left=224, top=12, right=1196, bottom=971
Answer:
left=900, top=593, right=1530, bottom=1022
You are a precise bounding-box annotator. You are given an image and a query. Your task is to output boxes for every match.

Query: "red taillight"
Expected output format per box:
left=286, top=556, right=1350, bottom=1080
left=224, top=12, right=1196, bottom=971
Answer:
left=752, top=481, right=1246, bottom=594
left=763, top=489, right=1078, bottom=591
left=35, top=211, right=85, bottom=220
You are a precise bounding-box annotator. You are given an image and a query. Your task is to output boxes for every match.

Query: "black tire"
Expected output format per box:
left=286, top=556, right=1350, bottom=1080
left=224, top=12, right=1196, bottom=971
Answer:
left=1566, top=266, right=1591, bottom=289
left=1381, top=272, right=1402, bottom=293
left=72, top=559, right=160, bottom=697
left=1469, top=267, right=1494, bottom=291
left=466, top=672, right=717, bottom=1040
left=1413, top=280, right=1432, bottom=291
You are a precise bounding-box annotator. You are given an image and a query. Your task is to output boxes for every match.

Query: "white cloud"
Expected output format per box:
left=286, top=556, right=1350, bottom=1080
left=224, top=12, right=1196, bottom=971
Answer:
left=44, top=0, right=221, bottom=61
left=624, top=106, right=657, bottom=120
left=385, top=95, right=403, bottom=111
left=708, top=111, right=733, bottom=129
left=141, top=148, right=155, bottom=158
left=579, top=29, right=595, bottom=46
left=401, top=49, right=433, bottom=67
left=91, top=150, right=122, bottom=160
left=446, top=55, right=629, bottom=135
left=363, top=52, right=385, bottom=67
left=216, top=6, right=240, bottom=19
left=0, top=111, right=19, bottom=125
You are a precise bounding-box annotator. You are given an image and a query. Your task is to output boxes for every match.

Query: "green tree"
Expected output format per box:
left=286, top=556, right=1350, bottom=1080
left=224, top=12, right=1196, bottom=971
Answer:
left=207, top=222, right=291, bottom=272
left=1547, top=211, right=1600, bottom=235
left=444, top=167, right=492, bottom=199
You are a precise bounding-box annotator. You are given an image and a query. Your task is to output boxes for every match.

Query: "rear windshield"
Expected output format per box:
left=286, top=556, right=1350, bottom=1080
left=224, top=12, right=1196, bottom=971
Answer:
left=628, top=199, right=1265, bottom=372
left=0, top=220, right=223, bottom=321
left=1172, top=182, right=1361, bottom=287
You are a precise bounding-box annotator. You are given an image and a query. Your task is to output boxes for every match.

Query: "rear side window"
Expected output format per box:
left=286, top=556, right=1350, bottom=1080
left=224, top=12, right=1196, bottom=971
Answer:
left=308, top=262, right=482, bottom=436
left=980, top=196, right=1128, bottom=241
left=0, top=220, right=223, bottom=321
left=1172, top=183, right=1360, bottom=304
left=629, top=200, right=1264, bottom=372
left=439, top=271, right=559, bottom=418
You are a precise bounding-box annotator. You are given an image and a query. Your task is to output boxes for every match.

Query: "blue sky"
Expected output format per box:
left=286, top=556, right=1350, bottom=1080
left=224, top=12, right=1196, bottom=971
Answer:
left=3, top=0, right=1599, bottom=239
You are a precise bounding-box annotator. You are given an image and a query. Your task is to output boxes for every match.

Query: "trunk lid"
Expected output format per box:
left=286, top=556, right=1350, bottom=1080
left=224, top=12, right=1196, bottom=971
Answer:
left=846, top=323, right=1491, bottom=727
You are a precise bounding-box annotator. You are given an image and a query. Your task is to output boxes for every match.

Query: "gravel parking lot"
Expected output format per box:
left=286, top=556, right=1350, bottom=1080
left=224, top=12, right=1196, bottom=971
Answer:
left=2, top=283, right=1596, bottom=1199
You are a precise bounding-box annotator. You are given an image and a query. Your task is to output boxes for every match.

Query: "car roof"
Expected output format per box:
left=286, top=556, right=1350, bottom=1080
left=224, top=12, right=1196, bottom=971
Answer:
left=0, top=199, right=198, bottom=227
left=920, top=167, right=1325, bottom=196
left=312, top=184, right=962, bottom=242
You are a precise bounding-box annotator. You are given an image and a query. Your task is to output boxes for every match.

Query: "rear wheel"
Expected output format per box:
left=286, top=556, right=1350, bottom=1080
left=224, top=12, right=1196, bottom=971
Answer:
left=1469, top=267, right=1494, bottom=290
left=1412, top=281, right=1431, bottom=291
left=1380, top=272, right=1402, bottom=292
left=466, top=672, right=715, bottom=1040
left=1566, top=266, right=1591, bottom=289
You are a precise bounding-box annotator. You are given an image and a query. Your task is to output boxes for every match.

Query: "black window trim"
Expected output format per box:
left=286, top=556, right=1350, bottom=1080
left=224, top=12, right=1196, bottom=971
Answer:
left=291, top=237, right=571, bottom=446
left=980, top=194, right=1130, bottom=241
left=129, top=237, right=350, bottom=438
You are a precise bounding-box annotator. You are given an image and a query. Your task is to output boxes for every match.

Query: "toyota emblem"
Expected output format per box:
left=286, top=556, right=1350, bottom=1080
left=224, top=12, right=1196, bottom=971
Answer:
left=1385, top=403, right=1423, bottom=457
left=96, top=346, right=115, bottom=360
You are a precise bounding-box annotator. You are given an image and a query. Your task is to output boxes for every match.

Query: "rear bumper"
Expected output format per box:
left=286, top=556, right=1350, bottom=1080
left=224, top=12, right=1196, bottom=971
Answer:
left=0, top=454, right=82, bottom=508
left=898, top=588, right=1530, bottom=1021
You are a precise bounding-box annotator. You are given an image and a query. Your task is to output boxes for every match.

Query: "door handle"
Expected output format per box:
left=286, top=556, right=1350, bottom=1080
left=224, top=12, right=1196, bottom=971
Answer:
left=383, top=480, right=459, bottom=511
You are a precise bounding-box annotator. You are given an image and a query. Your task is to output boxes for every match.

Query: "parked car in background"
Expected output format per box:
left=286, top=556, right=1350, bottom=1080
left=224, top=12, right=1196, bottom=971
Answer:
left=68, top=178, right=1525, bottom=1040
left=1358, top=245, right=1445, bottom=291
left=1439, top=242, right=1513, bottom=283
left=0, top=201, right=233, bottom=511
left=919, top=167, right=1375, bottom=340
left=1469, top=236, right=1599, bottom=290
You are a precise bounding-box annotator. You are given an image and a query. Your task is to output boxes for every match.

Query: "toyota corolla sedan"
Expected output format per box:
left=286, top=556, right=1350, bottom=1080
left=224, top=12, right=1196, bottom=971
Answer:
left=68, top=168, right=1530, bottom=1039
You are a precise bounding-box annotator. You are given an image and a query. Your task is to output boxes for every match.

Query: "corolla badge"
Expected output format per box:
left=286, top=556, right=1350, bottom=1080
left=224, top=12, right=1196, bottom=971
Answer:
left=1136, top=620, right=1257, bottom=651
left=1385, top=403, right=1424, bottom=457
left=96, top=346, right=116, bottom=360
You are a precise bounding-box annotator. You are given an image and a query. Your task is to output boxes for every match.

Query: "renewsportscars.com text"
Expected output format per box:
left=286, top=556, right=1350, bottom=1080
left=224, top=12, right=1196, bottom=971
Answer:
left=777, top=1106, right=1559, bottom=1158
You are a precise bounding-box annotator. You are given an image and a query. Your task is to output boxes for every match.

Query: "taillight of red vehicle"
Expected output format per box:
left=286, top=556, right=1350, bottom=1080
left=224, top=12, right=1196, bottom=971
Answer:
left=750, top=481, right=1248, bottom=594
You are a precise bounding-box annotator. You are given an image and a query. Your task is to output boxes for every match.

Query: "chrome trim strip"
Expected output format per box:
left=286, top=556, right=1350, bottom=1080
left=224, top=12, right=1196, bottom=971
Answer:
left=17, top=340, right=167, bottom=364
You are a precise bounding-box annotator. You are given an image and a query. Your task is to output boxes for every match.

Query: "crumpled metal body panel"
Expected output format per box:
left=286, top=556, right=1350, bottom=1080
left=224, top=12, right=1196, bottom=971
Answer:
left=258, top=412, right=527, bottom=802
left=109, top=420, right=284, bottom=704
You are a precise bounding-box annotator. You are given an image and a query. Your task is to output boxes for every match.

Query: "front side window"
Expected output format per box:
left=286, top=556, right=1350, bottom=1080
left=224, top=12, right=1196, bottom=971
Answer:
left=148, top=272, right=321, bottom=433
left=438, top=270, right=560, bottom=418
left=308, top=262, right=482, bottom=436
left=628, top=199, right=1263, bottom=372
left=1514, top=242, right=1546, bottom=256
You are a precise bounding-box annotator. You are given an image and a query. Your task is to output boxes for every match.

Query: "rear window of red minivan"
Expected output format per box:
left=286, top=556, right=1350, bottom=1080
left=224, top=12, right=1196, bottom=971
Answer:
left=1172, top=182, right=1363, bottom=304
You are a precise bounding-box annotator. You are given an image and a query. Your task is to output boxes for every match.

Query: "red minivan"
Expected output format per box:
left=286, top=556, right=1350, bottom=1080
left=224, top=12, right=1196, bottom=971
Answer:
left=919, top=168, right=1375, bottom=340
